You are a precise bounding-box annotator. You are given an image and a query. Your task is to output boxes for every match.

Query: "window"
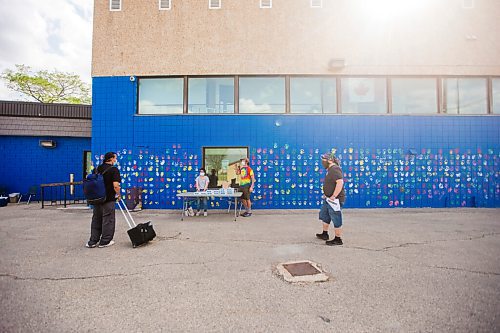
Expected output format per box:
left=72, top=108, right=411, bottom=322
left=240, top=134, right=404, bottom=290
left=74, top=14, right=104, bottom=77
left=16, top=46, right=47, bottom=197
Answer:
left=83, top=151, right=92, bottom=179
left=138, top=78, right=184, bottom=114
left=443, top=78, right=487, bottom=114
left=260, top=0, right=272, bottom=9
left=239, top=77, right=285, bottom=113
left=290, top=77, right=336, bottom=113
left=391, top=78, right=438, bottom=114
left=311, top=0, right=322, bottom=8
left=203, top=147, right=248, bottom=188
left=188, top=77, right=234, bottom=113
left=209, top=0, right=221, bottom=9
left=341, top=78, right=387, bottom=114
left=110, top=0, right=121, bottom=11
left=493, top=78, right=500, bottom=114
left=462, top=0, right=474, bottom=9
left=159, top=0, right=171, bottom=10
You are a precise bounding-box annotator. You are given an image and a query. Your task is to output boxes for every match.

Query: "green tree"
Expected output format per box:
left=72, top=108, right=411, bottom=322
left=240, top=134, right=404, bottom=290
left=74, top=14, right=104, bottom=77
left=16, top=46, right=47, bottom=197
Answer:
left=1, top=64, right=91, bottom=104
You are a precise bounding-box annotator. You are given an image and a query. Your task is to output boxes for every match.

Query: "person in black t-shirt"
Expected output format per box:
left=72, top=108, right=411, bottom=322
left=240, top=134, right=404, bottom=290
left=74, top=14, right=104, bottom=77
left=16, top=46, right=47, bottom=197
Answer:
left=86, top=152, right=122, bottom=248
left=316, top=152, right=345, bottom=246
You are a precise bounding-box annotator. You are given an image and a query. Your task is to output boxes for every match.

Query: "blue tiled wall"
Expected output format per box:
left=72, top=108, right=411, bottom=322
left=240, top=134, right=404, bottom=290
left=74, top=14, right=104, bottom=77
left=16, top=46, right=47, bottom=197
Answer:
left=0, top=136, right=90, bottom=200
left=92, top=76, right=500, bottom=209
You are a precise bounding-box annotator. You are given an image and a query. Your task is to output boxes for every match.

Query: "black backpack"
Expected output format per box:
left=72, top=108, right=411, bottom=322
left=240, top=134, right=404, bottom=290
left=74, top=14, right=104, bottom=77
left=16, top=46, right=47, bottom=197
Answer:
left=83, top=166, right=114, bottom=204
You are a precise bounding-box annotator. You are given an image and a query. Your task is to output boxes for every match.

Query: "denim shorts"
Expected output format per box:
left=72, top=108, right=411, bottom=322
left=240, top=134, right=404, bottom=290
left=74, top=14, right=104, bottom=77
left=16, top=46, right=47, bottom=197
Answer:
left=319, top=199, right=343, bottom=228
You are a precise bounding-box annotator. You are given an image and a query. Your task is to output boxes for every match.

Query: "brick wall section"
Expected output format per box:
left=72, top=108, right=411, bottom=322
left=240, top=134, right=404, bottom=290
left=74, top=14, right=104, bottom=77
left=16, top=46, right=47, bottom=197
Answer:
left=0, top=117, right=91, bottom=137
left=91, top=76, right=500, bottom=209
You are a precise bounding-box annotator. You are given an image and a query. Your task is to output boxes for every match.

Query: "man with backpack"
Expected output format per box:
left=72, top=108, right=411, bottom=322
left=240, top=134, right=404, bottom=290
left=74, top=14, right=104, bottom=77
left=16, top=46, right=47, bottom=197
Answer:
left=86, top=152, right=121, bottom=248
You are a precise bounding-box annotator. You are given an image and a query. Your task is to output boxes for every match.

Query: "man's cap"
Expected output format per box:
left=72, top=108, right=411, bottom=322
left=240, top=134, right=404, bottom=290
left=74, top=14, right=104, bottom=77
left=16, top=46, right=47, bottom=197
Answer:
left=321, top=152, right=337, bottom=161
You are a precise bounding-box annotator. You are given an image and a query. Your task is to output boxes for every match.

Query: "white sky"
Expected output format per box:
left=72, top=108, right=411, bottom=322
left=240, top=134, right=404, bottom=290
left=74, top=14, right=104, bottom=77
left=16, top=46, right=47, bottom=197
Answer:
left=0, top=0, right=93, bottom=101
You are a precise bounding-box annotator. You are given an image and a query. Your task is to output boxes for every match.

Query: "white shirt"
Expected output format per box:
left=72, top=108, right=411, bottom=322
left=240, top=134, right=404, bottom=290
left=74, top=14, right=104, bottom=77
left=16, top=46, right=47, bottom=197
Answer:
left=195, top=175, right=210, bottom=190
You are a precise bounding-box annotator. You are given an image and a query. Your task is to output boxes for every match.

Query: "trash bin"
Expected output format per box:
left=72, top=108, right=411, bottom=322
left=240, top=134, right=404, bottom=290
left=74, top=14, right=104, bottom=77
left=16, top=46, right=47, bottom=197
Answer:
left=9, top=193, right=20, bottom=203
left=125, top=187, right=143, bottom=210
left=0, top=196, right=8, bottom=207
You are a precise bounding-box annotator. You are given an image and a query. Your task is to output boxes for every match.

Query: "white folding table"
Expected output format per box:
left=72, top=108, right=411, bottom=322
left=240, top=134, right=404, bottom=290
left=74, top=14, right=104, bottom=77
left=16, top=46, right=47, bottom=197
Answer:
left=176, top=192, right=243, bottom=221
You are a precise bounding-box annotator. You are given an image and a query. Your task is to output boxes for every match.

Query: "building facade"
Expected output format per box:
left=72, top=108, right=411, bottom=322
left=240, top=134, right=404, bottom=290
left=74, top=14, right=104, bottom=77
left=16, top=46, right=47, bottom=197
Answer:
left=92, top=0, right=500, bottom=209
left=0, top=101, right=92, bottom=198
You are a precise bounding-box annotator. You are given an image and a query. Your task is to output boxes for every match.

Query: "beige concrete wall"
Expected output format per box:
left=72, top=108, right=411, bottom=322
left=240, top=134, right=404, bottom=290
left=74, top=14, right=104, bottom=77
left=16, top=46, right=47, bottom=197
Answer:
left=92, top=0, right=500, bottom=77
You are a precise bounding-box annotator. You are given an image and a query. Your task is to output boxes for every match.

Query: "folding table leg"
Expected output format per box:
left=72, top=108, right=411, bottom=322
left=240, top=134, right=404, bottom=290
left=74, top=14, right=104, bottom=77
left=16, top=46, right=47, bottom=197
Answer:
left=234, top=197, right=237, bottom=221
left=181, top=198, right=185, bottom=221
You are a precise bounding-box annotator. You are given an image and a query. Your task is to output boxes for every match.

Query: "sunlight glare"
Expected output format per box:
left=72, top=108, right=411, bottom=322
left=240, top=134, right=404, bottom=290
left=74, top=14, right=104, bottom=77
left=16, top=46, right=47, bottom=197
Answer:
left=361, top=0, right=430, bottom=21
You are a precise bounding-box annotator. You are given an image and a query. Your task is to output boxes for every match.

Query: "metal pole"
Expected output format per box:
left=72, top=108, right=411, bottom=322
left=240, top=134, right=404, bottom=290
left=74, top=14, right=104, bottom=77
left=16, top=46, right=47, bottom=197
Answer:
left=64, top=185, right=67, bottom=208
left=41, top=186, right=44, bottom=209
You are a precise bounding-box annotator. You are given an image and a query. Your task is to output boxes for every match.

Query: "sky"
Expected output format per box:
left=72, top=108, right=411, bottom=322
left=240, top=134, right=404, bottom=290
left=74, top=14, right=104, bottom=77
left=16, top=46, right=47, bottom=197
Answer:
left=0, top=0, right=93, bottom=101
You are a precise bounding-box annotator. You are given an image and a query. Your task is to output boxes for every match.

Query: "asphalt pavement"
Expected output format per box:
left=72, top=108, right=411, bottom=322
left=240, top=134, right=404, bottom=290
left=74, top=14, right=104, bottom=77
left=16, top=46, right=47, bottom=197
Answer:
left=0, top=204, right=499, bottom=332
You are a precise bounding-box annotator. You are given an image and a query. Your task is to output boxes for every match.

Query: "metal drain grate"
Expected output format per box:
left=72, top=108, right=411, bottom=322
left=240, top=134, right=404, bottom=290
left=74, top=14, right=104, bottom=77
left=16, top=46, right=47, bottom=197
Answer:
left=283, top=262, right=321, bottom=277
left=276, top=260, right=330, bottom=283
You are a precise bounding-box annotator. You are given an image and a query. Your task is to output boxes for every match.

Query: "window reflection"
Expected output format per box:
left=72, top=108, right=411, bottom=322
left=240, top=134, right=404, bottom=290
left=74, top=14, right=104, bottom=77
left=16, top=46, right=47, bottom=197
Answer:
left=290, top=77, right=336, bottom=113
left=203, top=147, right=248, bottom=188
left=239, top=77, right=285, bottom=113
left=138, top=78, right=184, bottom=114
left=444, top=78, right=487, bottom=114
left=341, top=78, right=387, bottom=114
left=188, top=78, right=234, bottom=114
left=392, top=78, right=437, bottom=114
left=492, top=78, right=500, bottom=114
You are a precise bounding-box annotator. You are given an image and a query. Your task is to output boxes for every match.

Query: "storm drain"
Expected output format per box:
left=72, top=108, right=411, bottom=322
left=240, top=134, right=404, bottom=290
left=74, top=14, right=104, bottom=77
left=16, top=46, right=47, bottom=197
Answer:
left=276, top=260, right=329, bottom=283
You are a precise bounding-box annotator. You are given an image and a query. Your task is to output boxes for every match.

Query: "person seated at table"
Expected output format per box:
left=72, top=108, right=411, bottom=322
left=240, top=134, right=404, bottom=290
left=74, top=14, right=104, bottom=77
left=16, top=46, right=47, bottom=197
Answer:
left=195, top=168, right=210, bottom=216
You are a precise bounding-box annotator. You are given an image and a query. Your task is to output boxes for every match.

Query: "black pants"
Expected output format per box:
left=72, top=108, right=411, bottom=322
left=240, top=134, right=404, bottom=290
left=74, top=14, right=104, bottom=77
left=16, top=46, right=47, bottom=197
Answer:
left=90, top=201, right=116, bottom=244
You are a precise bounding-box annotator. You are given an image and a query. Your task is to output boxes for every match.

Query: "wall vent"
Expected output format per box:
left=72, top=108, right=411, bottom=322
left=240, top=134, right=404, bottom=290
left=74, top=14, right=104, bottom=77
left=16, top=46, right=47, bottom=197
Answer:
left=110, top=0, right=121, bottom=11
left=311, top=0, right=322, bottom=8
left=260, top=0, right=272, bottom=9
left=159, top=0, right=171, bottom=10
left=462, top=0, right=474, bottom=9
left=209, top=0, right=221, bottom=9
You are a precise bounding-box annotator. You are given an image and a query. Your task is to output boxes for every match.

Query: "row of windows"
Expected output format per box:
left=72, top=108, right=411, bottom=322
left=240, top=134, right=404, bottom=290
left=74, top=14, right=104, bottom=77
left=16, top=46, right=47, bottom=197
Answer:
left=110, top=0, right=476, bottom=11
left=111, top=0, right=323, bottom=11
left=137, top=76, right=500, bottom=115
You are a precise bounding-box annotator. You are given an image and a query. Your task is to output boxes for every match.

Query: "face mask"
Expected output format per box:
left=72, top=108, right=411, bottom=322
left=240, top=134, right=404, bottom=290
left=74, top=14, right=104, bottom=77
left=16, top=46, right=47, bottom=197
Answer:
left=321, top=160, right=330, bottom=169
left=200, top=172, right=205, bottom=176
left=241, top=161, right=246, bottom=166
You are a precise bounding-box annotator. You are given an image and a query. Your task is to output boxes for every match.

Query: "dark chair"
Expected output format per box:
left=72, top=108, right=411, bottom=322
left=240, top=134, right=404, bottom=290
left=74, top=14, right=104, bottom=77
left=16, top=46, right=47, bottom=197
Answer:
left=18, top=185, right=39, bottom=204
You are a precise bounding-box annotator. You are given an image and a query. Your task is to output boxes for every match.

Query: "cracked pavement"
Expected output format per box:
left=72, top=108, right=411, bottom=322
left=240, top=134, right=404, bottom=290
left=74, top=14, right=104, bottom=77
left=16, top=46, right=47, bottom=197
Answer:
left=0, top=205, right=499, bottom=332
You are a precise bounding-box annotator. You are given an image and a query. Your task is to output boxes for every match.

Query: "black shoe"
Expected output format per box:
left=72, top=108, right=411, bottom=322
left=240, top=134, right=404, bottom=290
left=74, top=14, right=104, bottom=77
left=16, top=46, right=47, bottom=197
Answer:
left=85, top=241, right=98, bottom=248
left=326, top=237, right=343, bottom=246
left=316, top=233, right=329, bottom=241
left=241, top=212, right=252, bottom=217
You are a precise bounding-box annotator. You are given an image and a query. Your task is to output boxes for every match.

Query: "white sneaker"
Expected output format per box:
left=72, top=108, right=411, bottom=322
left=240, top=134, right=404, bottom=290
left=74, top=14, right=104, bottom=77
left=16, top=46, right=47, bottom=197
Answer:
left=184, top=210, right=189, bottom=216
left=188, top=207, right=194, bottom=216
left=196, top=211, right=201, bottom=216
left=98, top=240, right=115, bottom=248
left=203, top=212, right=208, bottom=217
